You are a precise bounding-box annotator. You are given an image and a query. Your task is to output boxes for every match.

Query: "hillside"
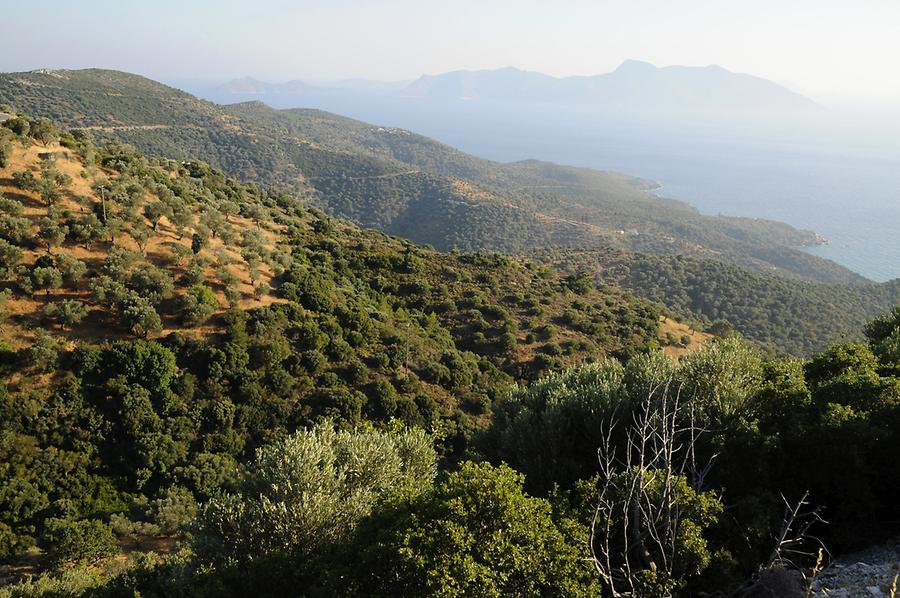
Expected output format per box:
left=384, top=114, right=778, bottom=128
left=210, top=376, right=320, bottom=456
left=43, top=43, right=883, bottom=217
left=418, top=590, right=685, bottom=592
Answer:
left=0, top=111, right=669, bottom=415
left=0, top=111, right=720, bottom=584
left=3, top=103, right=900, bottom=598
left=0, top=68, right=860, bottom=285
left=401, top=61, right=821, bottom=112
left=536, top=247, right=900, bottom=354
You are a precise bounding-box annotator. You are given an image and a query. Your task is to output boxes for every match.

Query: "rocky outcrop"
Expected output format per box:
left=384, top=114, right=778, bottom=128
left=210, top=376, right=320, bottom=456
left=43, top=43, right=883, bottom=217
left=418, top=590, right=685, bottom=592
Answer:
left=811, top=542, right=900, bottom=598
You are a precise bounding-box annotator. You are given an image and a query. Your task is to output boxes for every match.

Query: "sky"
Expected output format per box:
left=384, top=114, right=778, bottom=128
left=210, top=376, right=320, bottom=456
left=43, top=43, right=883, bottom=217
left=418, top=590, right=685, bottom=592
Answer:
left=3, top=0, right=900, bottom=101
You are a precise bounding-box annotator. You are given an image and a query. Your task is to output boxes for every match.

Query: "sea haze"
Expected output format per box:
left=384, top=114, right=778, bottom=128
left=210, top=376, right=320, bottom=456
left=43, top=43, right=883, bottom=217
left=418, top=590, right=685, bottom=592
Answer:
left=194, top=82, right=900, bottom=282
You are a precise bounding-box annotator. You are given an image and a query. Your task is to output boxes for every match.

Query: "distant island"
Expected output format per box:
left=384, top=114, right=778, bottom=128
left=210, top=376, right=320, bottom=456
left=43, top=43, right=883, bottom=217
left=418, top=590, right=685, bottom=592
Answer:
left=209, top=60, right=821, bottom=114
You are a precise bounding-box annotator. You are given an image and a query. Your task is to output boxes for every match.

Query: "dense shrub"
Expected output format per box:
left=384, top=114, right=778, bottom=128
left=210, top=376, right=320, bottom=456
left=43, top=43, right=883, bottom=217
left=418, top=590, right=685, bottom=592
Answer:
left=194, top=422, right=436, bottom=567
left=350, top=462, right=600, bottom=597
left=46, top=519, right=119, bottom=567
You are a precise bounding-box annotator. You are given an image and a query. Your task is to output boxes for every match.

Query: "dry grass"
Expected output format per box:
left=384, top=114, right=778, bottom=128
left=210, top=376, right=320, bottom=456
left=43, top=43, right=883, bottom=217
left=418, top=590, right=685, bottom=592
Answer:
left=659, top=316, right=711, bottom=360
left=804, top=547, right=825, bottom=598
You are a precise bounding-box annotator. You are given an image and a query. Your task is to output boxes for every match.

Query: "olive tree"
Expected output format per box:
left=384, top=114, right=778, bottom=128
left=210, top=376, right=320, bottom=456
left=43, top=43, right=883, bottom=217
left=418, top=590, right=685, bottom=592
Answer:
left=120, top=292, right=162, bottom=338
left=12, top=170, right=36, bottom=191
left=72, top=213, right=105, bottom=249
left=0, top=214, right=29, bottom=245
left=0, top=239, right=23, bottom=278
left=0, top=129, right=12, bottom=168
left=38, top=217, right=68, bottom=255
left=30, top=118, right=59, bottom=147
left=482, top=359, right=628, bottom=493
left=31, top=266, right=63, bottom=297
left=0, top=289, right=11, bottom=324
left=143, top=201, right=172, bottom=232
left=0, top=194, right=24, bottom=216
left=37, top=164, right=64, bottom=208
left=47, top=519, right=119, bottom=567
left=27, top=329, right=60, bottom=371
left=194, top=421, right=436, bottom=566
left=44, top=299, right=89, bottom=330
left=676, top=336, right=763, bottom=423
left=178, top=284, right=218, bottom=326
left=55, top=253, right=87, bottom=288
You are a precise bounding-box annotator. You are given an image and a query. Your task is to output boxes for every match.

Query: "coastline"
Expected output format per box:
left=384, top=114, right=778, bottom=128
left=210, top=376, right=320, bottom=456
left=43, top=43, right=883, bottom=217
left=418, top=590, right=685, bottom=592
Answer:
left=647, top=182, right=830, bottom=249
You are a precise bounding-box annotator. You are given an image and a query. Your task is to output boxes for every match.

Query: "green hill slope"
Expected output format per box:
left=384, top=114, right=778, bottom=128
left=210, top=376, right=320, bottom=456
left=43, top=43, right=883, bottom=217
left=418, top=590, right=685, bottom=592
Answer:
left=0, top=113, right=684, bottom=580
left=537, top=247, right=900, bottom=354
left=0, top=111, right=664, bottom=422
left=0, top=68, right=861, bottom=284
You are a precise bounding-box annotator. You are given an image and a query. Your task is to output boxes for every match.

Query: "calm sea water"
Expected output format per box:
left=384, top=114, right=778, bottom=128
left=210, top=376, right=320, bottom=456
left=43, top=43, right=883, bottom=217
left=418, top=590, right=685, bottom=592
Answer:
left=625, top=140, right=900, bottom=283
left=210, top=90, right=900, bottom=282
left=538, top=123, right=900, bottom=283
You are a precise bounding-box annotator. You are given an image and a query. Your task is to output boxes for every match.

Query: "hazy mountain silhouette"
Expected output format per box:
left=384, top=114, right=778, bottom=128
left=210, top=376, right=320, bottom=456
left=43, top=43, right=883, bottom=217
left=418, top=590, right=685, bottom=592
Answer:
left=401, top=61, right=821, bottom=112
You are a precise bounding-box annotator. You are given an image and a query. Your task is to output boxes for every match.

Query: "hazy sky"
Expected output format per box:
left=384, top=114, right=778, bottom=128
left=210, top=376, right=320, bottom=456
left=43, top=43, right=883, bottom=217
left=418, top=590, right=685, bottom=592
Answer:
left=3, top=0, right=899, bottom=99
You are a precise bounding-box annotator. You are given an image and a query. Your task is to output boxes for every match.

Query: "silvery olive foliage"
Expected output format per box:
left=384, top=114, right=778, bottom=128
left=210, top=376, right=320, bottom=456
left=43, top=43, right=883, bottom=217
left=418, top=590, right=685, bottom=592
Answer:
left=194, top=421, right=437, bottom=565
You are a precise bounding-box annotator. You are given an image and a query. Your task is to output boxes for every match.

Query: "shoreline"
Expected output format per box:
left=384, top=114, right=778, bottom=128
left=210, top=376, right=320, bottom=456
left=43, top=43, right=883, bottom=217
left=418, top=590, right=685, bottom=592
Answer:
left=647, top=182, right=830, bottom=248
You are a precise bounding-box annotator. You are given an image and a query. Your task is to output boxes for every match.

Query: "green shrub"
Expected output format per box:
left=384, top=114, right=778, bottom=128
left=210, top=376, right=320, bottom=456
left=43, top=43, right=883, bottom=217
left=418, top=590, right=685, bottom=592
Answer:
left=351, top=462, right=600, bottom=597
left=194, top=422, right=436, bottom=567
left=179, top=284, right=219, bottom=326
left=47, top=519, right=119, bottom=567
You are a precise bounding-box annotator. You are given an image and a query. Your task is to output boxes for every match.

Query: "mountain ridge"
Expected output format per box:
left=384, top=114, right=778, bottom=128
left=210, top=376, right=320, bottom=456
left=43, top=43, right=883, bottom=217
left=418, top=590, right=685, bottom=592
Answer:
left=209, top=61, right=820, bottom=113
left=400, top=61, right=821, bottom=112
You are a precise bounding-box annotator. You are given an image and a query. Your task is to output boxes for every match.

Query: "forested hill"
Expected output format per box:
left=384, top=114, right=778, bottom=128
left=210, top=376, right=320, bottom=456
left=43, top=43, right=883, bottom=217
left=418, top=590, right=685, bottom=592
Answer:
left=0, top=68, right=863, bottom=285
left=5, top=105, right=900, bottom=598
left=537, top=247, right=900, bottom=354
left=0, top=111, right=667, bottom=433
left=0, top=110, right=697, bottom=588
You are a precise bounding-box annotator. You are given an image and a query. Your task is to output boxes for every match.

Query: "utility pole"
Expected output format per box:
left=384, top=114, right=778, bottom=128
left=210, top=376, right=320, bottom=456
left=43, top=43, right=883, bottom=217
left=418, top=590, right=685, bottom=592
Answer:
left=404, top=320, right=411, bottom=379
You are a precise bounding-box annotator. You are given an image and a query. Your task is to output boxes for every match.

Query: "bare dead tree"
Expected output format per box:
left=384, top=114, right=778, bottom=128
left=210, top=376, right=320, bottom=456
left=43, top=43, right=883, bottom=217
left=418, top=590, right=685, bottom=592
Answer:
left=590, top=378, right=717, bottom=598
left=765, top=492, right=828, bottom=571
left=720, top=493, right=828, bottom=598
